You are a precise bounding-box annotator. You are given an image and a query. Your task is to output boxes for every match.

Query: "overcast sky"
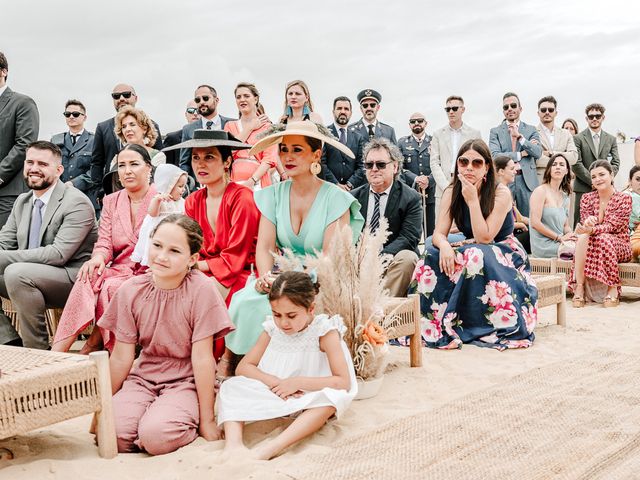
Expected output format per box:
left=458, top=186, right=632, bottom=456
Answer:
left=3, top=0, right=639, bottom=142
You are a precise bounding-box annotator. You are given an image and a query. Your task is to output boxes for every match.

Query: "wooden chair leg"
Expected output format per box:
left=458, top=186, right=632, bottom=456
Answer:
left=557, top=279, right=567, bottom=327
left=409, top=294, right=423, bottom=367
left=90, top=351, right=117, bottom=458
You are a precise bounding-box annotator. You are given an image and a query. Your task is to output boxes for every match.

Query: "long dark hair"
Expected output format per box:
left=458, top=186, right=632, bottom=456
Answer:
left=542, top=153, right=573, bottom=195
left=448, top=139, right=496, bottom=228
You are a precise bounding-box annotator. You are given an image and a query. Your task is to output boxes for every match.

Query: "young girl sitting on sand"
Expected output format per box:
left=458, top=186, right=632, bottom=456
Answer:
left=218, top=271, right=357, bottom=460
left=131, top=163, right=188, bottom=266
left=99, top=214, right=234, bottom=455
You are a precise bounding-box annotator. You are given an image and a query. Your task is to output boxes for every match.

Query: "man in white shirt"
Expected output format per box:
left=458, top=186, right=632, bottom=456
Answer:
left=535, top=96, right=578, bottom=182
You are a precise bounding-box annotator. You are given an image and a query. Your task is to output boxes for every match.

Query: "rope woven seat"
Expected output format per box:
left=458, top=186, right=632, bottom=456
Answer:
left=529, top=257, right=640, bottom=287
left=534, top=274, right=566, bottom=326
left=383, top=294, right=422, bottom=367
left=1, top=297, right=63, bottom=342
left=0, top=346, right=116, bottom=458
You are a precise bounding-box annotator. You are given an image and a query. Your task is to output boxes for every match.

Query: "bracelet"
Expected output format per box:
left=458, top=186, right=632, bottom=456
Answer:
left=250, top=176, right=259, bottom=185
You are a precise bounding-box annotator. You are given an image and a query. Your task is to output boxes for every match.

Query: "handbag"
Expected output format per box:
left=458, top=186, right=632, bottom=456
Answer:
left=557, top=239, right=576, bottom=261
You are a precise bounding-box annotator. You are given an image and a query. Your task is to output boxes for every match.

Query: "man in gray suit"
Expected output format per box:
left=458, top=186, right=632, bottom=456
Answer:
left=349, top=89, right=397, bottom=144
left=0, top=51, right=40, bottom=228
left=572, top=103, right=620, bottom=226
left=0, top=141, right=97, bottom=349
left=489, top=92, right=542, bottom=217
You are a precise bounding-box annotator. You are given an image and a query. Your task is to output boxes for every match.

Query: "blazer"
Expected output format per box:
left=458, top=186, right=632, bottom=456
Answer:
left=0, top=180, right=98, bottom=279
left=0, top=87, right=40, bottom=196
left=51, top=130, right=95, bottom=192
left=398, top=134, right=436, bottom=204
left=179, top=116, right=234, bottom=178
left=429, top=123, right=481, bottom=199
left=572, top=128, right=620, bottom=193
left=320, top=124, right=366, bottom=188
left=162, top=129, right=183, bottom=166
left=348, top=119, right=397, bottom=144
left=489, top=120, right=542, bottom=192
left=351, top=180, right=422, bottom=256
left=535, top=124, right=578, bottom=178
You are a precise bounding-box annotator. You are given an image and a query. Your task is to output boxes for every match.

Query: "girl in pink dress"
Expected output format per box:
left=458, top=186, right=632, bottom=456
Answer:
left=100, top=214, right=234, bottom=455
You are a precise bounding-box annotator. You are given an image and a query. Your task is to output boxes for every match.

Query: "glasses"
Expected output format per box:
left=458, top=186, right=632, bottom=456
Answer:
left=503, top=103, right=519, bottom=111
left=444, top=106, right=460, bottom=112
left=111, top=91, right=133, bottom=100
left=186, top=107, right=198, bottom=114
left=361, top=102, right=378, bottom=109
left=364, top=161, right=392, bottom=170
left=195, top=95, right=215, bottom=103
left=63, top=111, right=84, bottom=118
left=539, top=107, right=555, bottom=113
left=409, top=119, right=425, bottom=124
left=457, top=156, right=485, bottom=169
left=587, top=114, right=603, bottom=120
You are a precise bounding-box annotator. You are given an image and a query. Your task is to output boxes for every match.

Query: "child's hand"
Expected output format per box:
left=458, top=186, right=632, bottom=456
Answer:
left=156, top=193, right=173, bottom=202
left=271, top=377, right=303, bottom=399
left=199, top=419, right=223, bottom=441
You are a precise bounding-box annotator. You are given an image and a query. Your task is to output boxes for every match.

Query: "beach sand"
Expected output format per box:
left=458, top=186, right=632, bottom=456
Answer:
left=1, top=288, right=639, bottom=480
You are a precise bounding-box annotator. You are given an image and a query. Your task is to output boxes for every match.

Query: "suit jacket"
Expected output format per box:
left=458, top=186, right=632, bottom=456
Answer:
left=348, top=119, right=397, bottom=144
left=572, top=128, right=620, bottom=193
left=351, top=180, right=422, bottom=256
left=0, top=180, right=97, bottom=279
left=162, top=129, right=183, bottom=166
left=320, top=124, right=366, bottom=188
left=179, top=116, right=234, bottom=178
left=430, top=123, right=481, bottom=199
left=489, top=120, right=542, bottom=192
left=398, top=134, right=436, bottom=204
left=51, top=130, right=95, bottom=192
left=535, top=124, right=578, bottom=179
left=0, top=87, right=39, bottom=196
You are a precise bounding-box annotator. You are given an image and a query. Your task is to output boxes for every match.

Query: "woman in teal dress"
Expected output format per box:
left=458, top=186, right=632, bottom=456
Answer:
left=223, top=121, right=364, bottom=366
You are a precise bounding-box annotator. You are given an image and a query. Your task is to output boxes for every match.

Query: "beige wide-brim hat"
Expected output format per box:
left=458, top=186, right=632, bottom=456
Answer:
left=249, top=120, right=354, bottom=159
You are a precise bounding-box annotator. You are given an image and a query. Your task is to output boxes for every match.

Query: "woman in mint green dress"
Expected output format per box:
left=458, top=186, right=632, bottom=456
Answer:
left=223, top=121, right=364, bottom=363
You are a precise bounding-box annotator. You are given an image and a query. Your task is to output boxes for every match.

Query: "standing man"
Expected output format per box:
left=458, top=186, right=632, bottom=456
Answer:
left=321, top=96, right=366, bottom=190
left=349, top=89, right=397, bottom=144
left=163, top=100, right=200, bottom=166
left=430, top=95, right=481, bottom=210
left=0, top=141, right=97, bottom=349
left=398, top=113, right=436, bottom=238
left=351, top=138, right=422, bottom=297
left=489, top=92, right=542, bottom=216
left=535, top=96, right=578, bottom=182
left=51, top=99, right=97, bottom=207
left=572, top=103, right=620, bottom=226
left=0, top=51, right=39, bottom=228
left=179, top=85, right=233, bottom=179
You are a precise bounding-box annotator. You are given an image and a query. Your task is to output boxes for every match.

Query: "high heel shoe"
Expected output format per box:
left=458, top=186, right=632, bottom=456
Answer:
left=572, top=296, right=585, bottom=308
left=603, top=295, right=620, bottom=308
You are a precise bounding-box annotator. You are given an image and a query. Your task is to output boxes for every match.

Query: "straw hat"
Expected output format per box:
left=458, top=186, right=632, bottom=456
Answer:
left=249, top=120, right=354, bottom=159
left=162, top=129, right=251, bottom=151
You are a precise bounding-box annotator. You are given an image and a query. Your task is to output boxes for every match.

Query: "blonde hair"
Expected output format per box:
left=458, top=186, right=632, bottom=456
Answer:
left=282, top=79, right=315, bottom=117
left=234, top=82, right=265, bottom=116
left=114, top=105, right=158, bottom=146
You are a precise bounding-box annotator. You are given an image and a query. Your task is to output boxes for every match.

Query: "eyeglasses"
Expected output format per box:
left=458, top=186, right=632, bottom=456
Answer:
left=361, top=102, right=378, bottom=109
left=186, top=107, right=198, bottom=114
left=63, top=111, right=84, bottom=118
left=364, top=161, right=392, bottom=170
left=409, top=119, right=425, bottom=124
left=587, top=114, right=603, bottom=120
left=444, top=106, right=461, bottom=113
left=111, top=91, right=133, bottom=100
left=503, top=103, right=519, bottom=111
left=457, top=156, right=485, bottom=169
left=195, top=95, right=215, bottom=103
left=539, top=107, right=555, bottom=113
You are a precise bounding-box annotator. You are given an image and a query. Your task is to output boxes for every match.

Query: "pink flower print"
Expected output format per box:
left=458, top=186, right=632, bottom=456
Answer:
left=463, top=247, right=484, bottom=277
left=492, top=246, right=515, bottom=268
left=480, top=280, right=514, bottom=308
left=421, top=316, right=443, bottom=342
left=414, top=259, right=438, bottom=295
left=488, top=303, right=518, bottom=328
left=521, top=304, right=538, bottom=333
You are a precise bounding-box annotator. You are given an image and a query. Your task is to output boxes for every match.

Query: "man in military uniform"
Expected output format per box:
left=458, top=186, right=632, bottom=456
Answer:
left=399, top=112, right=435, bottom=237
left=349, top=89, right=397, bottom=144
left=51, top=99, right=96, bottom=208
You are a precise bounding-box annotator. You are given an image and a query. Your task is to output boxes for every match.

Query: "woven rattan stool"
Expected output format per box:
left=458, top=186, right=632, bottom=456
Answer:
left=534, top=274, right=566, bottom=326
left=384, top=294, right=422, bottom=367
left=0, top=346, right=116, bottom=458
left=1, top=297, right=63, bottom=343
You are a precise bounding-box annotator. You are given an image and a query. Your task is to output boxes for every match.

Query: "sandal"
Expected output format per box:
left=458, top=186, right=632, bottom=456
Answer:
left=603, top=295, right=620, bottom=308
left=572, top=296, right=585, bottom=308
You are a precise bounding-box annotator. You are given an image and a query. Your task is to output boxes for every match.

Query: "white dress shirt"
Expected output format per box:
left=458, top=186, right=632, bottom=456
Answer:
left=541, top=124, right=555, bottom=150
left=366, top=183, right=393, bottom=226
left=449, top=125, right=463, bottom=174
left=0, top=84, right=8, bottom=98
left=31, top=180, right=58, bottom=215
left=202, top=114, right=222, bottom=130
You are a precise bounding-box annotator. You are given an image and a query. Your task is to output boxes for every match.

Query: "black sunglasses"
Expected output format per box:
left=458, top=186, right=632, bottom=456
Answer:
left=63, top=111, right=84, bottom=118
left=361, top=102, right=378, bottom=109
left=409, top=119, right=425, bottom=124
left=539, top=107, right=555, bottom=113
left=457, top=156, right=485, bottom=169
left=111, top=91, right=133, bottom=100
left=186, top=107, right=198, bottom=114
left=364, top=161, right=392, bottom=170
left=587, top=114, right=603, bottom=120
left=503, top=102, right=519, bottom=110
left=444, top=106, right=460, bottom=112
left=195, top=95, right=214, bottom=103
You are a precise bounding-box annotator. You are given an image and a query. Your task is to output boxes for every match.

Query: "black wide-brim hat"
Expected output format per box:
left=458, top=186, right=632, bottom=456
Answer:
left=162, top=129, right=252, bottom=151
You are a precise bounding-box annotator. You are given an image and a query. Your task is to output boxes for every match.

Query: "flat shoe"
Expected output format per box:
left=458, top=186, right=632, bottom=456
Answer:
left=603, top=296, right=620, bottom=308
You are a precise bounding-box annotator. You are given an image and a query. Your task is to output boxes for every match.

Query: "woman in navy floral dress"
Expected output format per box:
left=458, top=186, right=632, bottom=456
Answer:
left=409, top=139, right=537, bottom=350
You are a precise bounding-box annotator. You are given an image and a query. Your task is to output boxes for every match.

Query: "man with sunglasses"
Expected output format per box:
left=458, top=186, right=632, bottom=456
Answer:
left=51, top=100, right=97, bottom=208
left=0, top=51, right=40, bottom=229
left=348, top=89, right=397, bottom=144
left=489, top=92, right=542, bottom=217
left=572, top=103, right=620, bottom=226
left=163, top=101, right=200, bottom=166
left=534, top=96, right=578, bottom=183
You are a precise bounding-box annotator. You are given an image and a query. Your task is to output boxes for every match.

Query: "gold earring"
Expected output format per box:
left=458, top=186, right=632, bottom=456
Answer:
left=310, top=162, right=321, bottom=175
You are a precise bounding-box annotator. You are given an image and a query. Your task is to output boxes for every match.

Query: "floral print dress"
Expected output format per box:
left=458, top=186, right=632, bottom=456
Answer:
left=409, top=203, right=537, bottom=350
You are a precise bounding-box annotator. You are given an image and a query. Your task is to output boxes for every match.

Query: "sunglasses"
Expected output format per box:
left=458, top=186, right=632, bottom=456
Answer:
left=111, top=91, right=133, bottom=100
left=587, top=114, right=603, bottom=120
left=409, top=119, right=425, bottom=124
left=539, top=107, right=555, bottom=113
left=503, top=103, right=519, bottom=111
left=364, top=161, right=392, bottom=170
left=195, top=95, right=215, bottom=103
left=186, top=107, right=198, bottom=114
left=63, top=111, right=84, bottom=118
left=361, top=102, right=378, bottom=109
left=457, top=156, right=485, bottom=169
left=444, top=106, right=460, bottom=113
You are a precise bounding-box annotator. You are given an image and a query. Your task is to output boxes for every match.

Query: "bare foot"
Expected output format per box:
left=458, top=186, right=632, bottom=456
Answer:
left=252, top=441, right=279, bottom=461
left=217, top=444, right=251, bottom=464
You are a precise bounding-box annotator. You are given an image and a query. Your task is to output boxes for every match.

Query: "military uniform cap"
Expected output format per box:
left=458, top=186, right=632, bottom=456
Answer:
left=357, top=89, right=382, bottom=104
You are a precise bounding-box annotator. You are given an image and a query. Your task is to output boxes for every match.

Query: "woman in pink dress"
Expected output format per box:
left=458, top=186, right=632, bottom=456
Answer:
left=52, top=144, right=156, bottom=352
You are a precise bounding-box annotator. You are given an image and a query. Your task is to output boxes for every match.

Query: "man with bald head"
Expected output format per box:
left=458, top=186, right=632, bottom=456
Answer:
left=89, top=83, right=163, bottom=210
left=398, top=112, right=436, bottom=237
left=163, top=100, right=200, bottom=166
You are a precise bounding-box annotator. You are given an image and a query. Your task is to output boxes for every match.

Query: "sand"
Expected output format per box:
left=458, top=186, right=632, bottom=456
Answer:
left=1, top=288, right=639, bottom=480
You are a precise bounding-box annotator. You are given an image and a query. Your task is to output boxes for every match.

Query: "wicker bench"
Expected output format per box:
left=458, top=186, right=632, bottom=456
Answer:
left=384, top=294, right=422, bottom=367
left=534, top=274, right=567, bottom=327
left=0, top=346, right=116, bottom=458
left=1, top=297, right=63, bottom=344
left=530, top=257, right=640, bottom=287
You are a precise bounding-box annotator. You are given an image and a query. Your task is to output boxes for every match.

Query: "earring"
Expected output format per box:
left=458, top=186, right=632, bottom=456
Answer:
left=302, top=104, right=311, bottom=116
left=223, top=168, right=231, bottom=184
left=310, top=162, right=321, bottom=175
left=483, top=175, right=487, bottom=183
left=286, top=105, right=293, bottom=117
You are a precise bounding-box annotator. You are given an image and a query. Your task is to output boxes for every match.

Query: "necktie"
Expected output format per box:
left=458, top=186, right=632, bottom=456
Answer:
left=369, top=192, right=386, bottom=233
left=70, top=134, right=77, bottom=146
left=28, top=199, right=45, bottom=249
left=511, top=133, right=517, bottom=152
left=367, top=124, right=375, bottom=139
left=593, top=133, right=600, bottom=154
left=206, top=121, right=213, bottom=130
left=339, top=128, right=346, bottom=145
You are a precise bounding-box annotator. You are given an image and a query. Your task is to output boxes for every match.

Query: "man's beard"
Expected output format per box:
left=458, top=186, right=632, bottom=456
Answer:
left=412, top=126, right=424, bottom=135
left=335, top=114, right=349, bottom=126
left=199, top=105, right=214, bottom=117
left=25, top=176, right=53, bottom=191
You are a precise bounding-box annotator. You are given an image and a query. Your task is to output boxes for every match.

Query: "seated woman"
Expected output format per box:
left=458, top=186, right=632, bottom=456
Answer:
left=279, top=80, right=323, bottom=124
left=52, top=144, right=156, bottom=353
left=529, top=154, right=576, bottom=258
left=225, top=121, right=364, bottom=359
left=494, top=155, right=530, bottom=253
left=626, top=166, right=640, bottom=260
left=409, top=139, right=537, bottom=350
left=571, top=160, right=632, bottom=307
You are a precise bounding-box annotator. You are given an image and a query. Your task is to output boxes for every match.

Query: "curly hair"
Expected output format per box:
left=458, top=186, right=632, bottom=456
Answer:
left=114, top=105, right=158, bottom=146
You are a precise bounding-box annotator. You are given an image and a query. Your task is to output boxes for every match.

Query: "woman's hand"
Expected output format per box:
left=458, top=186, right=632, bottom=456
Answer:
left=257, top=114, right=271, bottom=126
left=77, top=256, right=106, bottom=282
left=457, top=174, right=479, bottom=204
left=254, top=272, right=276, bottom=294
left=560, top=232, right=577, bottom=242
left=514, top=221, right=528, bottom=231
left=583, top=216, right=598, bottom=228
left=199, top=419, right=223, bottom=441
left=575, top=223, right=594, bottom=235
left=271, top=377, right=303, bottom=399
left=439, top=243, right=457, bottom=277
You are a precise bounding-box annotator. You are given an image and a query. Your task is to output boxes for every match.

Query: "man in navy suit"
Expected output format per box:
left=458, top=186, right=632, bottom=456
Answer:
left=179, top=85, right=234, bottom=180
left=321, top=96, right=366, bottom=190
left=489, top=92, right=542, bottom=217
left=163, top=100, right=200, bottom=166
left=349, top=89, right=397, bottom=144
